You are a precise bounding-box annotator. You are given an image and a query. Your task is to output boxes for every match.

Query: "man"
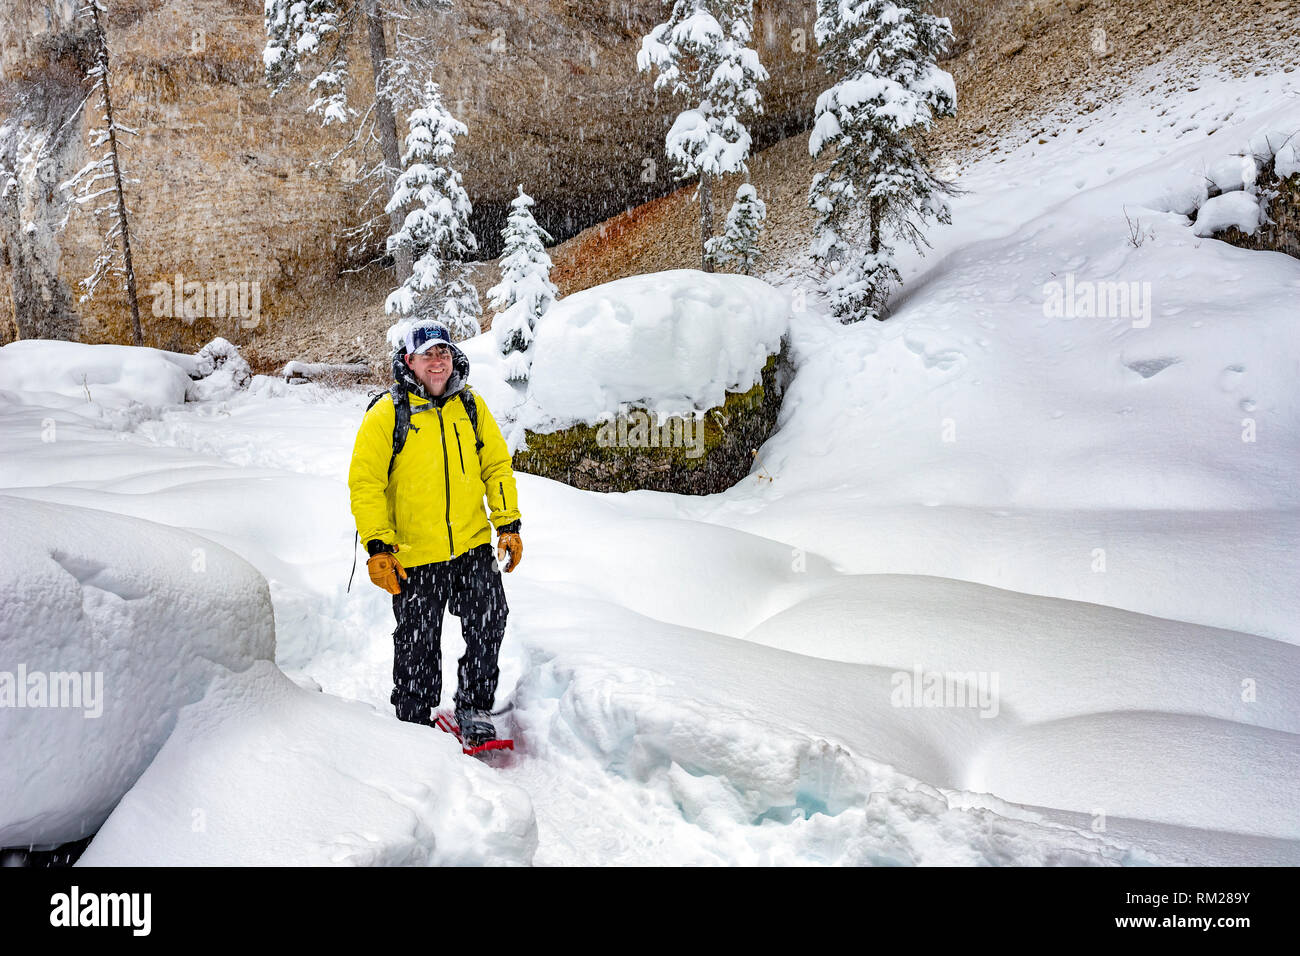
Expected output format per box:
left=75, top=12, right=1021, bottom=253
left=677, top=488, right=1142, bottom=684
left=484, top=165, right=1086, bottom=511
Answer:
left=348, top=320, right=523, bottom=748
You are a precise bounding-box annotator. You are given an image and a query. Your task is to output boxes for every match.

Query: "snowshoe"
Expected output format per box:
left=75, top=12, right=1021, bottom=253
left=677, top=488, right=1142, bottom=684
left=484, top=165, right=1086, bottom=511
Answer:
left=433, top=708, right=514, bottom=757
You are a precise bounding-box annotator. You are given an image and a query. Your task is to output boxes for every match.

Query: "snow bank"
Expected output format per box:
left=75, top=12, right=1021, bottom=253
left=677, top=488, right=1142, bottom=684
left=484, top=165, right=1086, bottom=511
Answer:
left=0, top=337, right=253, bottom=410
left=1193, top=190, right=1265, bottom=236
left=78, top=662, right=537, bottom=865
left=518, top=270, right=789, bottom=431
left=0, top=496, right=275, bottom=848
left=0, top=340, right=193, bottom=409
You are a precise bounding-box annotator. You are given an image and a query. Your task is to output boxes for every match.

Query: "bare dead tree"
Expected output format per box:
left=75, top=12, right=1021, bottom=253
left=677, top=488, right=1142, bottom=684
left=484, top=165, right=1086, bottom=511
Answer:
left=60, top=0, right=143, bottom=345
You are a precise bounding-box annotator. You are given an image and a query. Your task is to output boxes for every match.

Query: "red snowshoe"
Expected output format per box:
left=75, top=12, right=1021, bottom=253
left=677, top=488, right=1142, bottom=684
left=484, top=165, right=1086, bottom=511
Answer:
left=434, top=709, right=514, bottom=757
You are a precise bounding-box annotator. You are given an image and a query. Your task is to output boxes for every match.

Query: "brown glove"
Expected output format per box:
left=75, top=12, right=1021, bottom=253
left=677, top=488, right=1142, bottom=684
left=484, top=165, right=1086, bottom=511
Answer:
left=367, top=546, right=408, bottom=595
left=496, top=532, right=522, bottom=573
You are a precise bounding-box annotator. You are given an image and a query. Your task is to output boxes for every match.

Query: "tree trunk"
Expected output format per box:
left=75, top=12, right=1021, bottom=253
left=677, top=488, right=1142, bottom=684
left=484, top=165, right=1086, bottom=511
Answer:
left=699, top=168, right=715, bottom=273
left=869, top=195, right=885, bottom=321
left=366, top=0, right=412, bottom=283
left=90, top=2, right=142, bottom=346
left=869, top=195, right=882, bottom=256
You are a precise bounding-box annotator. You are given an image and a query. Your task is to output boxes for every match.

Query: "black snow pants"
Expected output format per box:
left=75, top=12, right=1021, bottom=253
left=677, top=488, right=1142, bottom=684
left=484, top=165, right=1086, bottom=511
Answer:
left=390, top=543, right=508, bottom=724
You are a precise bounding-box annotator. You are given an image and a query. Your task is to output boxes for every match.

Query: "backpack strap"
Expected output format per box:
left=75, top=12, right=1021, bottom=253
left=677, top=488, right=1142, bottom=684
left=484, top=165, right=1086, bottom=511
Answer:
left=365, top=386, right=412, bottom=478
left=388, top=384, right=411, bottom=476
left=459, top=388, right=484, bottom=453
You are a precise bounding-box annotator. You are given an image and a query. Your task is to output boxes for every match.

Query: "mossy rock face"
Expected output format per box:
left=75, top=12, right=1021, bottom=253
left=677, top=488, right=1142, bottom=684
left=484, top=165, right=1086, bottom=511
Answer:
left=514, top=341, right=791, bottom=494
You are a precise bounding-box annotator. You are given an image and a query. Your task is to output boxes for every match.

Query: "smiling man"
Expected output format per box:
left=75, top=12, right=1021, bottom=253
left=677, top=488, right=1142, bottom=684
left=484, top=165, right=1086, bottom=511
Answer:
left=348, top=320, right=522, bottom=748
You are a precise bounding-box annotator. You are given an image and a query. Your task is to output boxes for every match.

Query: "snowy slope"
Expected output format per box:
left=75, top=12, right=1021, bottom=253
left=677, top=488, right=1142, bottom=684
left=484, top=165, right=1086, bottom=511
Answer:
left=2, top=61, right=1298, bottom=866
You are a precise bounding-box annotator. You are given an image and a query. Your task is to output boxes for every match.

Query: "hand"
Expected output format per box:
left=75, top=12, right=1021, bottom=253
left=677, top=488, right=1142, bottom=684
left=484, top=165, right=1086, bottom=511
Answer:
left=367, top=545, right=408, bottom=594
left=496, top=532, right=522, bottom=573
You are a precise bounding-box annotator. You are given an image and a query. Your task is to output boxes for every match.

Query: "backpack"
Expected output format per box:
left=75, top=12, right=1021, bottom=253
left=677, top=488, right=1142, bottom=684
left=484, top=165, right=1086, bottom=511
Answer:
left=346, top=385, right=483, bottom=592
left=364, top=383, right=483, bottom=476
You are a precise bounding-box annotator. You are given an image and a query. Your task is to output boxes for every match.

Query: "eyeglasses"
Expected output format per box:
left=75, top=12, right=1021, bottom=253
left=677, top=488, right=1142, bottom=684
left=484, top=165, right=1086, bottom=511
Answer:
left=406, top=323, right=452, bottom=355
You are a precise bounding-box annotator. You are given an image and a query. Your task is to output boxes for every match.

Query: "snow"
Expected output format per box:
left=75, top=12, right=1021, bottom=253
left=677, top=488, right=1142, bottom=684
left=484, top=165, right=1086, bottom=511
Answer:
left=0, top=339, right=195, bottom=409
left=1204, top=153, right=1257, bottom=193
left=77, top=662, right=536, bottom=866
left=1276, top=140, right=1300, bottom=180
left=0, top=496, right=275, bottom=847
left=1193, top=189, right=1264, bottom=236
left=517, top=270, right=789, bottom=434
left=3, top=60, right=1300, bottom=867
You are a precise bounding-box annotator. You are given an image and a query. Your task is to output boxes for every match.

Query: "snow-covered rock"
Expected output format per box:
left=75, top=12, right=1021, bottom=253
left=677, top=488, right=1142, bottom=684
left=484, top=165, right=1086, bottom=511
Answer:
left=1193, top=190, right=1265, bottom=236
left=0, top=496, right=275, bottom=847
left=1204, top=153, right=1257, bottom=193
left=519, top=269, right=789, bottom=432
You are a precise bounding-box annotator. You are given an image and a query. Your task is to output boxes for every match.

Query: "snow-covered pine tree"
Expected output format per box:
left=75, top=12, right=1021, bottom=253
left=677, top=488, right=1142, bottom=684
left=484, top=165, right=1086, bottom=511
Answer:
left=383, top=80, right=480, bottom=341
left=705, top=182, right=766, bottom=275
left=262, top=0, right=345, bottom=111
left=808, top=0, right=957, bottom=322
left=487, top=186, right=557, bottom=383
left=638, top=0, right=767, bottom=272
left=60, top=0, right=143, bottom=345
left=262, top=1, right=453, bottom=284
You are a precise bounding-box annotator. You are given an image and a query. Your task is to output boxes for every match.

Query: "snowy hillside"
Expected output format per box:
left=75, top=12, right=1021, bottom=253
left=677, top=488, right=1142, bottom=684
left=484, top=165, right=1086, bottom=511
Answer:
left=2, top=62, right=1298, bottom=866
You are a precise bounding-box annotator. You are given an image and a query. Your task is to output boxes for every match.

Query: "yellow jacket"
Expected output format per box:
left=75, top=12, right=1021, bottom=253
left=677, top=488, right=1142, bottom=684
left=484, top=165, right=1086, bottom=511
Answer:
left=348, top=388, right=521, bottom=569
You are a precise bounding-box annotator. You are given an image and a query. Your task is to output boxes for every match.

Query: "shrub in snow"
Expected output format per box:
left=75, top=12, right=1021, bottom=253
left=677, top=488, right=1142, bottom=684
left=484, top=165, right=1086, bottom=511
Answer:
left=383, top=81, right=480, bottom=341
left=705, top=183, right=766, bottom=275
left=187, top=337, right=252, bottom=402
left=0, top=497, right=275, bottom=847
left=487, top=186, right=558, bottom=384
left=808, top=0, right=957, bottom=323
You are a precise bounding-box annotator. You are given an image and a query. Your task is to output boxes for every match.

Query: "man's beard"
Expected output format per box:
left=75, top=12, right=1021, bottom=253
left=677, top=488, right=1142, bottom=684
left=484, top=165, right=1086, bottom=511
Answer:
left=419, top=371, right=451, bottom=395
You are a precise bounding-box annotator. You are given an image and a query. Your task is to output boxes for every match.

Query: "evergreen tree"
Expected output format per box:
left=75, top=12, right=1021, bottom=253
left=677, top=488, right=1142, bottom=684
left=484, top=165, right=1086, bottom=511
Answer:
left=262, top=1, right=453, bottom=283
left=638, top=1, right=767, bottom=272
left=705, top=182, right=766, bottom=275
left=60, top=0, right=143, bottom=345
left=487, top=186, right=557, bottom=384
left=383, top=81, right=480, bottom=340
left=809, top=0, right=957, bottom=322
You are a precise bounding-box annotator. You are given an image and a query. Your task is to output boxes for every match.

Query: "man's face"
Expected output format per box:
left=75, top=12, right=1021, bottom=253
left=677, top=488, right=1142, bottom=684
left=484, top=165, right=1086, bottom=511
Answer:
left=405, top=343, right=453, bottom=396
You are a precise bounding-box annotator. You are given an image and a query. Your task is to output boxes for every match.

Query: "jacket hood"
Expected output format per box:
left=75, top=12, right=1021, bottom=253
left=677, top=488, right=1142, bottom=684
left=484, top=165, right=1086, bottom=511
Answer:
left=391, top=340, right=471, bottom=406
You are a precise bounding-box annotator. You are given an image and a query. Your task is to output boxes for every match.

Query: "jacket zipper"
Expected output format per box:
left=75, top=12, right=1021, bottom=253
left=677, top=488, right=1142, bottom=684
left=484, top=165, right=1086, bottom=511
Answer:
left=435, top=405, right=455, bottom=556
left=500, top=480, right=507, bottom=512
left=453, top=423, right=466, bottom=473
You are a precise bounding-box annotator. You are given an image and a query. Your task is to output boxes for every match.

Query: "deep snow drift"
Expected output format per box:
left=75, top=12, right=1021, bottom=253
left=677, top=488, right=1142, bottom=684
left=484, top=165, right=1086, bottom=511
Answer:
left=1, top=60, right=1298, bottom=866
